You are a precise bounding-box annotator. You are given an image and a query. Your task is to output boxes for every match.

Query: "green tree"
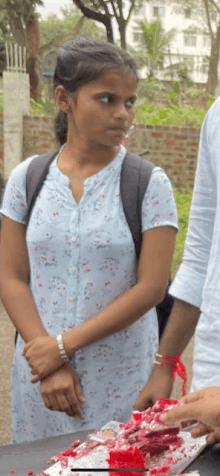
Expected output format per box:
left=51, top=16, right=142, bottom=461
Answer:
left=72, top=0, right=114, bottom=43
left=38, top=5, right=105, bottom=81
left=72, top=0, right=146, bottom=50
left=39, top=4, right=105, bottom=60
left=129, top=18, right=176, bottom=79
left=0, top=0, right=43, bottom=45
left=0, top=0, right=44, bottom=100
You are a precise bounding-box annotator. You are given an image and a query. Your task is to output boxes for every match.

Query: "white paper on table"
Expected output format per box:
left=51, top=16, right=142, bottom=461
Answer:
left=147, top=431, right=207, bottom=475
left=41, top=422, right=206, bottom=476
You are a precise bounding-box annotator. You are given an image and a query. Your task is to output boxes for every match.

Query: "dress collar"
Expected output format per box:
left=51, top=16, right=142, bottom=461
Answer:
left=51, top=144, right=126, bottom=189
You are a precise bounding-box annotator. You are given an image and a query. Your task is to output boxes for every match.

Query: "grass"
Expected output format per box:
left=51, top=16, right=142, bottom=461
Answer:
left=171, top=188, right=193, bottom=279
left=134, top=102, right=210, bottom=127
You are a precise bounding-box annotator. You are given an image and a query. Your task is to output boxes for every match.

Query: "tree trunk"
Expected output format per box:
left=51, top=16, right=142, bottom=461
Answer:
left=118, top=19, right=126, bottom=50
left=26, top=14, right=39, bottom=102
left=206, top=24, right=220, bottom=96
left=119, top=27, right=126, bottom=50
left=72, top=0, right=114, bottom=43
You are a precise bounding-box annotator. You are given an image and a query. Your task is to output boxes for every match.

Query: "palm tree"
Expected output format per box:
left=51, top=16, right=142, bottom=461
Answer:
left=130, top=18, right=176, bottom=80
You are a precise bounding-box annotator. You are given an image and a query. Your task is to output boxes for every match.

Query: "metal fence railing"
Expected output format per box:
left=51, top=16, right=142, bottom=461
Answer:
left=5, top=42, right=26, bottom=73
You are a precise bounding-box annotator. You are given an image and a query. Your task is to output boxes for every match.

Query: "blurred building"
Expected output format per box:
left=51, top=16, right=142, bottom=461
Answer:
left=126, top=1, right=219, bottom=86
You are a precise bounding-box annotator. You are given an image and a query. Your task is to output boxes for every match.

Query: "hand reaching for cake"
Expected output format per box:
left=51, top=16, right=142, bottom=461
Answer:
left=40, top=363, right=86, bottom=418
left=161, top=386, right=220, bottom=444
left=133, top=364, right=174, bottom=411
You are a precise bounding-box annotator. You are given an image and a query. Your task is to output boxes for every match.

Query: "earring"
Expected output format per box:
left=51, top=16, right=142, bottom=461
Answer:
left=66, top=105, right=71, bottom=113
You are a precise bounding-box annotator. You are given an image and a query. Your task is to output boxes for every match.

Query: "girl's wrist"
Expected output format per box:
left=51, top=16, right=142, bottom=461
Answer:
left=56, top=334, right=70, bottom=363
left=62, top=330, right=76, bottom=359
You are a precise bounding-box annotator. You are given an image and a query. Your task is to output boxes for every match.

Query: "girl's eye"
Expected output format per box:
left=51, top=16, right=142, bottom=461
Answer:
left=100, top=95, right=114, bottom=104
left=100, top=96, right=135, bottom=107
left=126, top=99, right=135, bottom=107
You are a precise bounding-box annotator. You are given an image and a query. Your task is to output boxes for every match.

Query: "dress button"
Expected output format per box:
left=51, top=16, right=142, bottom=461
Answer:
left=71, top=267, right=75, bottom=272
left=72, top=236, right=77, bottom=241
left=69, top=297, right=73, bottom=302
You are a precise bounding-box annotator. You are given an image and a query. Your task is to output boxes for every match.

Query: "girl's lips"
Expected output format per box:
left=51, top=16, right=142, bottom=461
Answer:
left=109, top=128, right=126, bottom=134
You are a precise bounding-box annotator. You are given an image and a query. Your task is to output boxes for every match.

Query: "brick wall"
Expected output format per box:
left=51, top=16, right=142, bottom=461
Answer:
left=2, top=115, right=201, bottom=190
left=23, top=115, right=59, bottom=159
left=125, top=124, right=200, bottom=190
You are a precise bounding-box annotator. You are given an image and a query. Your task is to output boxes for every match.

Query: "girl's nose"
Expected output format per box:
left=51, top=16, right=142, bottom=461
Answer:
left=113, top=103, right=130, bottom=121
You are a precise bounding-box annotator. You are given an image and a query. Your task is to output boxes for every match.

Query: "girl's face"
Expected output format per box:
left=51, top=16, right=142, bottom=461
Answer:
left=64, top=68, right=137, bottom=148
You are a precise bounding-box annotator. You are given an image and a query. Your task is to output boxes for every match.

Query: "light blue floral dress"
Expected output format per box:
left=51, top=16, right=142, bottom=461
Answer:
left=1, top=144, right=178, bottom=443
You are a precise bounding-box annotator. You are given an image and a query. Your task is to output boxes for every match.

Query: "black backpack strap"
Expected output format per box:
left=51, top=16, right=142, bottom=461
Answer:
left=120, top=151, right=154, bottom=260
left=26, top=151, right=59, bottom=227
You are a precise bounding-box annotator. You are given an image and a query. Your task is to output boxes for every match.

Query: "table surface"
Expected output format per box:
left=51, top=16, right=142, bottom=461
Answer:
left=1, top=430, right=220, bottom=476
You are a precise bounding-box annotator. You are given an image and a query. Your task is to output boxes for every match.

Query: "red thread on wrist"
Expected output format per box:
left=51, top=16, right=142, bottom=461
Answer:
left=155, top=354, right=187, bottom=397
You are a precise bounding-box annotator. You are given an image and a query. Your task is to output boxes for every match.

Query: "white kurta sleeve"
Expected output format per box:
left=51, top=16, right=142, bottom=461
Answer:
left=170, top=100, right=218, bottom=308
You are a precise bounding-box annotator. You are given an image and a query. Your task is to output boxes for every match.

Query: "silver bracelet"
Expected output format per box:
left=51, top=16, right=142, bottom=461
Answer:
left=56, top=334, right=70, bottom=363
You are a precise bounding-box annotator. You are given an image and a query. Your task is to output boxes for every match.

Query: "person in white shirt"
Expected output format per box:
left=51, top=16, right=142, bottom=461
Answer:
left=133, top=96, right=220, bottom=410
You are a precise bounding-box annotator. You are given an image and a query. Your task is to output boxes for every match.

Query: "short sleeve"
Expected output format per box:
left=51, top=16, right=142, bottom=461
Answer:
left=0, top=156, right=37, bottom=225
left=141, top=166, right=178, bottom=232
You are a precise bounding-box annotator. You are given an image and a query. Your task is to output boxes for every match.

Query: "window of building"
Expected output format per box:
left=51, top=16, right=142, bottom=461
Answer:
left=134, top=5, right=146, bottom=16
left=183, top=56, right=194, bottom=72
left=202, top=57, right=209, bottom=74
left=133, top=32, right=144, bottom=43
left=203, top=35, right=211, bottom=48
left=184, top=35, right=197, bottom=46
left=153, top=1, right=165, bottom=17
left=185, top=8, right=191, bottom=18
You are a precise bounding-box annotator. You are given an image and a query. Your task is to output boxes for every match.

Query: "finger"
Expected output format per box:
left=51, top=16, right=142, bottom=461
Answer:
left=41, top=393, right=60, bottom=412
left=191, top=422, right=210, bottom=438
left=46, top=394, right=60, bottom=412
left=30, top=374, right=41, bottom=383
left=161, top=402, right=200, bottom=425
left=206, top=432, right=218, bottom=445
left=41, top=394, right=52, bottom=410
left=66, top=410, right=74, bottom=417
left=133, top=400, right=152, bottom=412
left=66, top=389, right=83, bottom=419
left=178, top=389, right=205, bottom=405
left=180, top=420, right=197, bottom=430
left=22, top=342, right=32, bottom=355
left=56, top=392, right=74, bottom=415
left=74, top=375, right=86, bottom=404
left=133, top=394, right=155, bottom=412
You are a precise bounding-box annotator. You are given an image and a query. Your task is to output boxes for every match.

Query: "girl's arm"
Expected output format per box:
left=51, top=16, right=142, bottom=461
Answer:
left=24, top=224, right=176, bottom=382
left=0, top=216, right=49, bottom=342
left=0, top=215, right=85, bottom=415
left=63, top=225, right=176, bottom=354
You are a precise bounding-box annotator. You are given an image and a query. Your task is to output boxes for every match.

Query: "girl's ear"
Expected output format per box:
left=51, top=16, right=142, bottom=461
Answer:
left=54, top=86, right=71, bottom=113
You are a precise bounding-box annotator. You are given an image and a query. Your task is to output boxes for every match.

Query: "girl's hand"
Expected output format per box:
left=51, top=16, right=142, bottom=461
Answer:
left=40, top=364, right=86, bottom=418
left=22, top=335, right=64, bottom=383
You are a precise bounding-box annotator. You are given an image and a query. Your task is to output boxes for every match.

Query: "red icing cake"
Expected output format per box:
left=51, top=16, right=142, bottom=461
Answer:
left=44, top=399, right=201, bottom=476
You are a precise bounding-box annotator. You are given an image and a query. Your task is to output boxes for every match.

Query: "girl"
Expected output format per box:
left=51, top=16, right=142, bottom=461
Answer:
left=0, top=37, right=178, bottom=443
